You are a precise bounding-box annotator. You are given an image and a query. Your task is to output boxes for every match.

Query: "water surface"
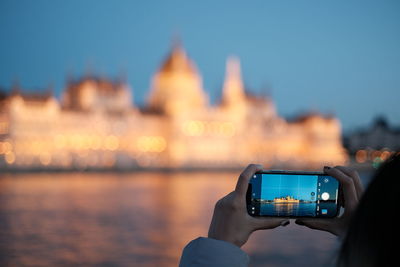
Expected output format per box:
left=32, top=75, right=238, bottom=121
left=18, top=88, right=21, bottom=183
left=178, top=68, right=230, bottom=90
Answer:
left=0, top=171, right=372, bottom=266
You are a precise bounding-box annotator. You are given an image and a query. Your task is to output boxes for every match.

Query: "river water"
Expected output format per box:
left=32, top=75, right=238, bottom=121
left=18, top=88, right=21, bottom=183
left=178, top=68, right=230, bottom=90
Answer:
left=0, top=171, right=372, bottom=266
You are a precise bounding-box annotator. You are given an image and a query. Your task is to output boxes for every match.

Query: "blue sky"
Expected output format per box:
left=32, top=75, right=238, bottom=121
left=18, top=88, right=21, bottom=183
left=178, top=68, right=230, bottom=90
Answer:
left=0, top=0, right=399, bottom=131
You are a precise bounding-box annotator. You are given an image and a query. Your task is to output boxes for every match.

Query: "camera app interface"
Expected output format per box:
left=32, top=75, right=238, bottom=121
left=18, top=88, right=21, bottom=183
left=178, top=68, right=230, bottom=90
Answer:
left=248, top=173, right=339, bottom=217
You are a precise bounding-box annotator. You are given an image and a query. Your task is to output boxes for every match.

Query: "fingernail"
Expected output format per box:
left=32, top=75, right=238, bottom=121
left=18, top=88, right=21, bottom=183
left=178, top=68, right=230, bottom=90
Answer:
left=280, top=220, right=290, bottom=227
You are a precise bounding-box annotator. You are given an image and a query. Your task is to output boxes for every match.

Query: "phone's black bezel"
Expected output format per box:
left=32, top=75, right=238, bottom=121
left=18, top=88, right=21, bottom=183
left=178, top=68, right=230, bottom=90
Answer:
left=246, top=170, right=342, bottom=218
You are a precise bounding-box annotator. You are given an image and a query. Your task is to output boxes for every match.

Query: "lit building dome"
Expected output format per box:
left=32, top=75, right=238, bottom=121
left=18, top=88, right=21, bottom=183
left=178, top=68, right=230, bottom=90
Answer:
left=147, top=43, right=208, bottom=115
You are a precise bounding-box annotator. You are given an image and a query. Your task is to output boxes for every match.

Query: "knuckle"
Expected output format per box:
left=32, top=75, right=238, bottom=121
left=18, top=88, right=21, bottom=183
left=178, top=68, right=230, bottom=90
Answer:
left=238, top=173, right=247, bottom=181
left=231, top=199, right=242, bottom=210
left=349, top=170, right=359, bottom=178
left=343, top=177, right=354, bottom=186
left=328, top=166, right=340, bottom=174
left=215, top=198, right=224, bottom=209
left=215, top=193, right=242, bottom=211
left=250, top=163, right=260, bottom=169
left=224, top=199, right=235, bottom=209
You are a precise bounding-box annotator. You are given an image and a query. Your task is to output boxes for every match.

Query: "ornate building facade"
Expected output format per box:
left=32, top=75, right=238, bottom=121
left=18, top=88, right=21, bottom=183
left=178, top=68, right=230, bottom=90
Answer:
left=0, top=44, right=347, bottom=170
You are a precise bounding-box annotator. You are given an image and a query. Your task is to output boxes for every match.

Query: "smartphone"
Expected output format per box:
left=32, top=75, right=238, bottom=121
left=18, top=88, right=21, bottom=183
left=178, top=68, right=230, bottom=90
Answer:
left=246, top=170, right=341, bottom=218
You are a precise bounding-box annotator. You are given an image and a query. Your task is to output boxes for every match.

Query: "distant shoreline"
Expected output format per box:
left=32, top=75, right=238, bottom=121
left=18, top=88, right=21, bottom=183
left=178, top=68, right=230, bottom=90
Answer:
left=0, top=161, right=375, bottom=174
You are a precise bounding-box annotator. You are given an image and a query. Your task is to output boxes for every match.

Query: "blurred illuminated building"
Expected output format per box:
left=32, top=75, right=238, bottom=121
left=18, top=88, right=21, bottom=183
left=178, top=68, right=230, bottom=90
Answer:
left=344, top=117, right=400, bottom=164
left=0, top=44, right=347, bottom=170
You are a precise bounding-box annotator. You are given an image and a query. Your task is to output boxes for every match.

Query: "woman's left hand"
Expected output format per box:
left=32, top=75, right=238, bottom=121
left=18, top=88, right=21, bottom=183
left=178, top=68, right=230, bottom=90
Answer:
left=208, top=164, right=289, bottom=248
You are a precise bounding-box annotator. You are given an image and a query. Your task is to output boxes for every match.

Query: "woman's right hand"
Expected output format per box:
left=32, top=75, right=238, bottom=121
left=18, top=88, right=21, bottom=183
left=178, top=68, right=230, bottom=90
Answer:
left=295, top=166, right=363, bottom=238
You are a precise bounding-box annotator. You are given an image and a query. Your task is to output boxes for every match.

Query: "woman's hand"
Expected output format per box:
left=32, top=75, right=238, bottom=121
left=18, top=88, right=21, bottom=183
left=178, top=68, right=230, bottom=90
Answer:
left=208, top=164, right=289, bottom=248
left=295, top=166, right=364, bottom=238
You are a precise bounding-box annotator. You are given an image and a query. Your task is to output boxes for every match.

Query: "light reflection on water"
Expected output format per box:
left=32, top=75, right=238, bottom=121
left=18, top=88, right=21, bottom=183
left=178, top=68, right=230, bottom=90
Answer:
left=0, top=171, right=372, bottom=266
left=262, top=202, right=316, bottom=217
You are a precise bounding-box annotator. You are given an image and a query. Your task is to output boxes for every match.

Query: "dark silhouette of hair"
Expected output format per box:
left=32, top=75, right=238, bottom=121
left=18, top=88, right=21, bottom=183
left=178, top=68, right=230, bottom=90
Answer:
left=338, top=153, right=400, bottom=267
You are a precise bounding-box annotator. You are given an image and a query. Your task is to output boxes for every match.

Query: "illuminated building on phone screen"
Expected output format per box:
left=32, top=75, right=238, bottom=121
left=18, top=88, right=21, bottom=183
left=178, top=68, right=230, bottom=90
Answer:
left=0, top=42, right=347, bottom=170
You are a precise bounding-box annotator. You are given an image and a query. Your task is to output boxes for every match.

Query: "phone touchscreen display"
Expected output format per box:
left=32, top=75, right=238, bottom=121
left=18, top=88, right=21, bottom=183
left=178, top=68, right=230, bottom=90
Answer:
left=248, top=173, right=340, bottom=217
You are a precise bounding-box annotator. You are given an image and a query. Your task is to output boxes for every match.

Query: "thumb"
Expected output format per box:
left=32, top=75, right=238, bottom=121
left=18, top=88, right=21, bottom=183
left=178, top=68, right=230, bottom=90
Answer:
left=295, top=218, right=333, bottom=232
left=252, top=218, right=290, bottom=231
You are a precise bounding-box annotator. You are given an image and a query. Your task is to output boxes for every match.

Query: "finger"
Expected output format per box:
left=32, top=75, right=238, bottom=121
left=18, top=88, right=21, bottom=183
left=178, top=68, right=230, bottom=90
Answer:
left=324, top=167, right=358, bottom=212
left=235, top=164, right=263, bottom=198
left=252, top=217, right=289, bottom=231
left=295, top=218, right=334, bottom=234
left=338, top=187, right=345, bottom=208
left=334, top=166, right=363, bottom=199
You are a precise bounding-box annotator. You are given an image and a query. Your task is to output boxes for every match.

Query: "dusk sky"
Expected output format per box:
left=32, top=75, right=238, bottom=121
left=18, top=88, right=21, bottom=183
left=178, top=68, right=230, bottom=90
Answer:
left=1, top=0, right=399, bottom=131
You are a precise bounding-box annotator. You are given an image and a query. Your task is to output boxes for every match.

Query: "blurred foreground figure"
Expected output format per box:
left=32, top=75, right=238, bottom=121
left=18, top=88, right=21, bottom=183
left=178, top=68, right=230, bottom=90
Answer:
left=337, top=154, right=400, bottom=267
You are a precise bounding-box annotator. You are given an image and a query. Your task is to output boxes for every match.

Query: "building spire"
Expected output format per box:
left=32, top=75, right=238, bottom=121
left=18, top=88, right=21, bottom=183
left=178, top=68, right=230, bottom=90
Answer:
left=171, top=32, right=183, bottom=51
left=222, top=56, right=245, bottom=106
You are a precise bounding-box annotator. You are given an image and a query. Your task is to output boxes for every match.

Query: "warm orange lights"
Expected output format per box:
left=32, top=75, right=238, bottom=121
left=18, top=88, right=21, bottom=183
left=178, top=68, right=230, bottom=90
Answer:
left=182, top=120, right=235, bottom=137
left=355, top=149, right=395, bottom=164
left=53, top=134, right=121, bottom=151
left=0, top=132, right=171, bottom=167
left=0, top=141, right=13, bottom=154
left=355, top=150, right=367, bottom=163
left=182, top=121, right=204, bottom=136
left=54, top=134, right=67, bottom=149
left=220, top=122, right=235, bottom=137
left=90, top=135, right=102, bottom=150
left=0, top=122, right=8, bottom=134
left=39, top=152, right=52, bottom=166
left=371, top=150, right=381, bottom=161
left=137, top=136, right=166, bottom=153
left=380, top=150, right=391, bottom=161
left=5, top=151, right=15, bottom=164
left=104, top=135, right=119, bottom=151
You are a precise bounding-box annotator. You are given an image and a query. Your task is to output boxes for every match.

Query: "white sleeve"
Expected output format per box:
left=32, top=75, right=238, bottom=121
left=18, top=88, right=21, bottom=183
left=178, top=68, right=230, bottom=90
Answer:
left=179, top=237, right=249, bottom=267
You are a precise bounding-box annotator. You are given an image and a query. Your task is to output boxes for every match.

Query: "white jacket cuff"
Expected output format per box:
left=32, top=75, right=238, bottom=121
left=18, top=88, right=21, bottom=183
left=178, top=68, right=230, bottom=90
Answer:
left=179, top=237, right=249, bottom=267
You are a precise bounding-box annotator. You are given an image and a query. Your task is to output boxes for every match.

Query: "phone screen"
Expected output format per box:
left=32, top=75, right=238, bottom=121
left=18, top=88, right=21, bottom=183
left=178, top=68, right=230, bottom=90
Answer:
left=247, top=172, right=340, bottom=218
